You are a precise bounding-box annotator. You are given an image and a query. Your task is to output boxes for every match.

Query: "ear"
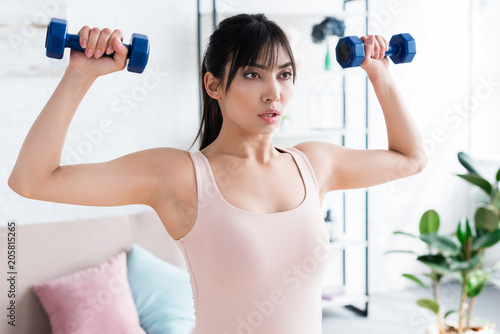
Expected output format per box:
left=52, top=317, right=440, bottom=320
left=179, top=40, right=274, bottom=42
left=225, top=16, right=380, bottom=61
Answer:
left=204, top=72, right=222, bottom=100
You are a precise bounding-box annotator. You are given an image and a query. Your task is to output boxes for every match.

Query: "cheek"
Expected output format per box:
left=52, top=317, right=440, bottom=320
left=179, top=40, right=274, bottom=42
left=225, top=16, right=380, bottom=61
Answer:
left=228, top=82, right=258, bottom=106
left=281, top=83, right=295, bottom=103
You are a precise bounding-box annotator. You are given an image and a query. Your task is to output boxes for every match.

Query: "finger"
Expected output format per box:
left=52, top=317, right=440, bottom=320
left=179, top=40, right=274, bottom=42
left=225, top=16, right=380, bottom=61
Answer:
left=359, top=35, right=366, bottom=42
left=78, top=25, right=91, bottom=49
left=382, top=35, right=389, bottom=52
left=105, top=29, right=123, bottom=55
left=364, top=34, right=375, bottom=57
left=112, top=36, right=128, bottom=66
left=374, top=35, right=386, bottom=59
left=85, top=27, right=101, bottom=58
left=372, top=35, right=381, bottom=59
left=94, top=28, right=112, bottom=59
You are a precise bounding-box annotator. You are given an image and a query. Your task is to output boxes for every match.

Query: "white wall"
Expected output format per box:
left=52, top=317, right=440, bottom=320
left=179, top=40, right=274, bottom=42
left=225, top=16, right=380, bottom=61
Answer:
left=1, top=0, right=199, bottom=223
left=1, top=0, right=499, bottom=294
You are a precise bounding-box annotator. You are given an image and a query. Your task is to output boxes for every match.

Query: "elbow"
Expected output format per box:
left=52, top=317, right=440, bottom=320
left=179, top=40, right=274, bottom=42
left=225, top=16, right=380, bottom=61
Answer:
left=408, top=150, right=427, bottom=175
left=393, top=148, right=427, bottom=178
left=8, top=174, right=32, bottom=199
left=8, top=167, right=59, bottom=199
left=414, top=158, right=427, bottom=175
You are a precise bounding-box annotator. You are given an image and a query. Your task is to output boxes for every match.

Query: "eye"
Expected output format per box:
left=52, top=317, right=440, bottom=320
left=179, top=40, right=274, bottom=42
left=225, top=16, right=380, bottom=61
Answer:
left=280, top=71, right=293, bottom=80
left=244, top=72, right=260, bottom=79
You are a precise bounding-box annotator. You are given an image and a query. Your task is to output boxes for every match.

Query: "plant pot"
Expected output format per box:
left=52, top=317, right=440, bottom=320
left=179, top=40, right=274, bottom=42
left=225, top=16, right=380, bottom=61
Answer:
left=428, top=322, right=496, bottom=334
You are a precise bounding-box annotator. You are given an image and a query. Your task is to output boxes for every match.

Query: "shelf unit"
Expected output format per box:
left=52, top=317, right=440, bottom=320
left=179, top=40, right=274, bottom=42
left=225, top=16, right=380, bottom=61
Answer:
left=196, top=0, right=370, bottom=318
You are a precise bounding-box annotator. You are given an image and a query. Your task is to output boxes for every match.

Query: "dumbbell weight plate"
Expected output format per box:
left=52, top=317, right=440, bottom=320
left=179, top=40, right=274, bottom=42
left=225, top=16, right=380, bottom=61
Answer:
left=45, top=18, right=69, bottom=59
left=335, top=36, right=365, bottom=69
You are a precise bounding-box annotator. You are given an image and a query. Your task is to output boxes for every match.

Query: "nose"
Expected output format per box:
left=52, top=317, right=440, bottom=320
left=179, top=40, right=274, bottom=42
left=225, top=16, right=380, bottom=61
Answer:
left=262, top=77, right=280, bottom=103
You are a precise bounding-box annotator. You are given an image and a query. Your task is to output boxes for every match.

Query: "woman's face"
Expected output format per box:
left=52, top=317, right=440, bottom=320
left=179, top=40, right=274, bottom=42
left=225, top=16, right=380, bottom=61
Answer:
left=218, top=46, right=295, bottom=136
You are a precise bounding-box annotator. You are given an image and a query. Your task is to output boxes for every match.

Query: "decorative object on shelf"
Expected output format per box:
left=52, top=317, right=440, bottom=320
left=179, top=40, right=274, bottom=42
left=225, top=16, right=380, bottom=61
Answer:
left=308, top=16, right=345, bottom=130
left=386, top=152, right=500, bottom=334
left=311, top=16, right=345, bottom=71
left=311, top=17, right=345, bottom=43
left=325, top=43, right=332, bottom=70
left=324, top=209, right=334, bottom=242
left=324, top=208, right=341, bottom=242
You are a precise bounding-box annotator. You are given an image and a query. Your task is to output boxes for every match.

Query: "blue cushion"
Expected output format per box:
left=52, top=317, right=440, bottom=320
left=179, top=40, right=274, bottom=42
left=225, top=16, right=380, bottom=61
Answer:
left=127, top=243, right=195, bottom=334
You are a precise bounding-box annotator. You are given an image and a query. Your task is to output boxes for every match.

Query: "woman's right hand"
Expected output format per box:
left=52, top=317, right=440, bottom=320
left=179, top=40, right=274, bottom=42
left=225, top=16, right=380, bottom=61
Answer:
left=68, top=26, right=128, bottom=79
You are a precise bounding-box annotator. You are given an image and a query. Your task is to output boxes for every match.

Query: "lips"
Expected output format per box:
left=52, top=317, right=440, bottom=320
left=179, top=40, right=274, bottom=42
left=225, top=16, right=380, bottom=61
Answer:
left=258, top=109, right=281, bottom=124
left=259, top=109, right=281, bottom=117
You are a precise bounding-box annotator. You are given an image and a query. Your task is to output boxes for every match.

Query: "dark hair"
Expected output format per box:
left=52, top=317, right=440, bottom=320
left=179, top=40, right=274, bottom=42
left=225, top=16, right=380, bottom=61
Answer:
left=189, top=13, right=297, bottom=151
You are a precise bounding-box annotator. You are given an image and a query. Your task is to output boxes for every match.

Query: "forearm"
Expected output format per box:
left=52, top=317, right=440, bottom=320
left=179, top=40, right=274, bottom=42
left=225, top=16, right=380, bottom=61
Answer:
left=9, top=68, right=96, bottom=189
left=369, top=70, right=425, bottom=165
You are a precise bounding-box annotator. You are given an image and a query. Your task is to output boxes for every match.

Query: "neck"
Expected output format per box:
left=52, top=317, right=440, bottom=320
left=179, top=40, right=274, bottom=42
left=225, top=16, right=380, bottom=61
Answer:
left=202, top=119, right=281, bottom=164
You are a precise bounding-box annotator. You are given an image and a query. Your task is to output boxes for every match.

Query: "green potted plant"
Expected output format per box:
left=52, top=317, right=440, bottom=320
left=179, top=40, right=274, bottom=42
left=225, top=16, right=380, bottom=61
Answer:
left=387, top=152, right=500, bottom=334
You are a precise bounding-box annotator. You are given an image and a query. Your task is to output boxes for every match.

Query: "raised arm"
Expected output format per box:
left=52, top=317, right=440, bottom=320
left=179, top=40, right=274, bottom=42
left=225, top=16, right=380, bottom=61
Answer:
left=296, top=34, right=427, bottom=193
left=8, top=25, right=180, bottom=208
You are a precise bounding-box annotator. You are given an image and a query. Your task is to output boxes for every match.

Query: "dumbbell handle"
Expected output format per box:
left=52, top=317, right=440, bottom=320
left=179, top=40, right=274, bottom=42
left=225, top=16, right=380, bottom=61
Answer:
left=384, top=42, right=401, bottom=58
left=65, top=33, right=131, bottom=58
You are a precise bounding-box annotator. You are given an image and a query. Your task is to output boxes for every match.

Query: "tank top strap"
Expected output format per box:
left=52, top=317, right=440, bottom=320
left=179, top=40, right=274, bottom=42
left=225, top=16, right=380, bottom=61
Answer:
left=189, top=148, right=320, bottom=205
left=187, top=151, right=219, bottom=207
left=276, top=146, right=320, bottom=195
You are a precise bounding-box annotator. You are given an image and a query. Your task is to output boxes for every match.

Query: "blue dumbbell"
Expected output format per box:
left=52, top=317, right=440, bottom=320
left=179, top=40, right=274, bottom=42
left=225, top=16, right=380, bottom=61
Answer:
left=45, top=18, right=150, bottom=74
left=335, top=33, right=416, bottom=69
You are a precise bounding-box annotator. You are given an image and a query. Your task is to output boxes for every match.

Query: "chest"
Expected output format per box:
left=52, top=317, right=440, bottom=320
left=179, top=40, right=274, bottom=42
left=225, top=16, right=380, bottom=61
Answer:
left=208, top=158, right=306, bottom=214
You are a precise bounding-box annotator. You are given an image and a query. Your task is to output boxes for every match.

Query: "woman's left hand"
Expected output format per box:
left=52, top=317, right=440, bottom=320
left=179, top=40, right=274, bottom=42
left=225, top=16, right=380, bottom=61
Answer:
left=359, top=34, right=390, bottom=78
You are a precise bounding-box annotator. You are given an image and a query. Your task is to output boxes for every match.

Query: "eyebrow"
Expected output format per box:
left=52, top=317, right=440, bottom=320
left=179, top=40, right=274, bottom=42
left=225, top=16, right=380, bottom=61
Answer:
left=249, top=61, right=293, bottom=70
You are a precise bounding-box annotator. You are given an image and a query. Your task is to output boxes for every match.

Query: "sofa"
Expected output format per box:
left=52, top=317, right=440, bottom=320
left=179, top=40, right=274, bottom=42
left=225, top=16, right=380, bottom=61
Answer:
left=0, top=209, right=193, bottom=334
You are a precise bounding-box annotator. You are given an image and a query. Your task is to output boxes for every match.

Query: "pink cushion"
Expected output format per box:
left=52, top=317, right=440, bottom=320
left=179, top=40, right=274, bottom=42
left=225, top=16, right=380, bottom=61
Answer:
left=33, top=251, right=146, bottom=334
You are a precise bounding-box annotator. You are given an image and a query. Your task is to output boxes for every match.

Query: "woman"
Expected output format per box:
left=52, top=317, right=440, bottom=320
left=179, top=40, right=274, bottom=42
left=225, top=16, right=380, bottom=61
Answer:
left=9, top=13, right=425, bottom=333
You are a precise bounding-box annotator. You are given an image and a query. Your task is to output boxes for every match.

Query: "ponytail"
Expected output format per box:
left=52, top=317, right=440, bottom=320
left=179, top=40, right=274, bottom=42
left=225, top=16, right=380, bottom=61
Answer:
left=189, top=59, right=223, bottom=151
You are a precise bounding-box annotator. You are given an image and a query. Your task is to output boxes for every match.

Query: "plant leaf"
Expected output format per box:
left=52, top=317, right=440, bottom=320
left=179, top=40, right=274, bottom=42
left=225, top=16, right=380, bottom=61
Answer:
left=423, top=272, right=443, bottom=282
left=492, top=191, right=500, bottom=212
left=420, top=234, right=461, bottom=255
left=474, top=206, right=500, bottom=232
left=384, top=250, right=417, bottom=255
left=444, top=310, right=457, bottom=319
left=422, top=271, right=443, bottom=283
left=402, top=274, right=428, bottom=289
left=393, top=231, right=419, bottom=238
left=467, top=270, right=488, bottom=297
left=490, top=261, right=500, bottom=273
left=487, top=276, right=500, bottom=288
left=420, top=209, right=440, bottom=234
left=457, top=217, right=477, bottom=247
left=457, top=217, right=467, bottom=246
left=417, top=299, right=439, bottom=314
left=418, top=255, right=455, bottom=276
left=449, top=252, right=483, bottom=271
left=473, top=229, right=500, bottom=250
left=496, top=167, right=500, bottom=183
left=457, top=173, right=493, bottom=196
left=457, top=152, right=484, bottom=177
left=466, top=217, right=478, bottom=240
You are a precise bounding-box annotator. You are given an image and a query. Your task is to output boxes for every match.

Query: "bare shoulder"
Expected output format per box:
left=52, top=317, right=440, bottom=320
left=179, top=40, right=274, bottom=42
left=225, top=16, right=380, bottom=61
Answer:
left=292, top=141, right=341, bottom=195
left=149, top=147, right=194, bottom=176
left=293, top=141, right=341, bottom=168
left=293, top=141, right=338, bottom=162
left=148, top=147, right=196, bottom=201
